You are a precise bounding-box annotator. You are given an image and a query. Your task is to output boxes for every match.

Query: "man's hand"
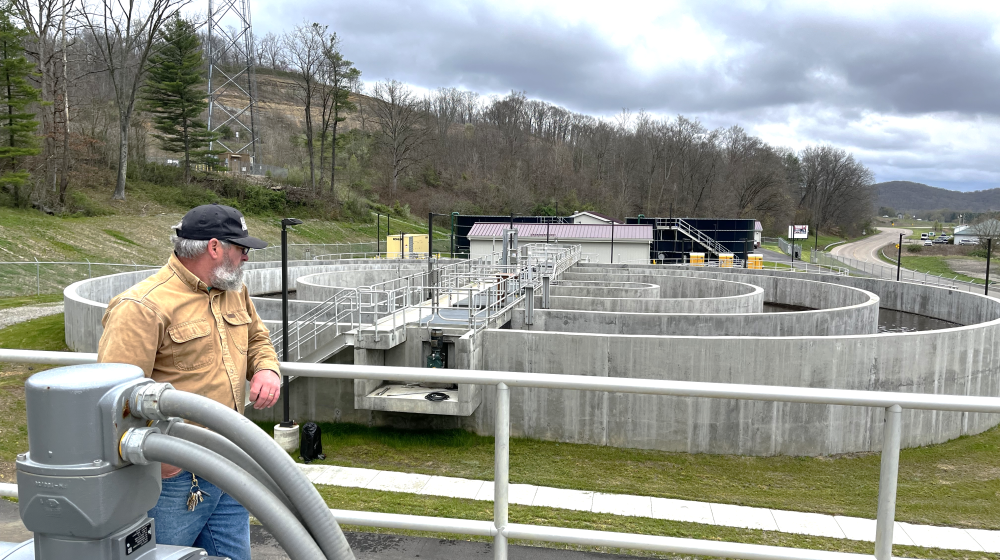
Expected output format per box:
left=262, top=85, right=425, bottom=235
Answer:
left=249, top=369, right=281, bottom=409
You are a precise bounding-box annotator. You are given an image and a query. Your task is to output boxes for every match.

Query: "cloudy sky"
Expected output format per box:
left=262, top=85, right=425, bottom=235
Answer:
left=247, top=0, right=1000, bottom=192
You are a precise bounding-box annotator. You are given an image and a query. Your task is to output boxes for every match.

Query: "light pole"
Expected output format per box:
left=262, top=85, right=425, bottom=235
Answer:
left=451, top=212, right=459, bottom=257
left=896, top=233, right=903, bottom=281
left=987, top=238, right=993, bottom=296
left=280, top=217, right=303, bottom=429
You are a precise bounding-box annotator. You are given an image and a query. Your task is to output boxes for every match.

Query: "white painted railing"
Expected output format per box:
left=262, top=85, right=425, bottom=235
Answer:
left=1, top=349, right=995, bottom=560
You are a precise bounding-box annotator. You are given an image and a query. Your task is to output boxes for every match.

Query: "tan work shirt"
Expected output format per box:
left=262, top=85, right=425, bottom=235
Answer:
left=98, top=254, right=279, bottom=413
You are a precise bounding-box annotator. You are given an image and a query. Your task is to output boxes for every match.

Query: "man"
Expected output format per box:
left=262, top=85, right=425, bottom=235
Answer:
left=98, top=203, right=281, bottom=560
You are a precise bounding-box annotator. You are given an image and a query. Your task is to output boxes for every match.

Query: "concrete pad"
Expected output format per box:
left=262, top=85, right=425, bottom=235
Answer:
left=770, top=510, right=845, bottom=539
left=476, top=482, right=540, bottom=505
left=312, top=466, right=345, bottom=486
left=833, top=516, right=915, bottom=545
left=650, top=498, right=714, bottom=525
left=532, top=487, right=595, bottom=511
left=297, top=464, right=333, bottom=482
left=327, top=467, right=382, bottom=488
left=591, top=493, right=652, bottom=518
left=367, top=471, right=432, bottom=494
left=897, top=522, right=984, bottom=551
left=419, top=476, right=486, bottom=500
left=966, top=529, right=1000, bottom=553
left=709, top=503, right=778, bottom=531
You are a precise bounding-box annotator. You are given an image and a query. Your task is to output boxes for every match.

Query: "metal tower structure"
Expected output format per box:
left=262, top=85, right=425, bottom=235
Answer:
left=206, top=0, right=260, bottom=173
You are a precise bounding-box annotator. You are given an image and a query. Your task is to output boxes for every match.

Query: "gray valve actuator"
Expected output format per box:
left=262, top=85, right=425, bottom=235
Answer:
left=1, top=364, right=220, bottom=559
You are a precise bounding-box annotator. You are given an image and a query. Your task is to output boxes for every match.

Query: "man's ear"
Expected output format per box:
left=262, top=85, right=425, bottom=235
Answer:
left=207, top=238, right=224, bottom=260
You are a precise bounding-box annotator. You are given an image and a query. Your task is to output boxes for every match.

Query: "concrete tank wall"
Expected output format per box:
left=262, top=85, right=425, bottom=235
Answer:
left=549, top=281, right=660, bottom=300
left=543, top=276, right=764, bottom=314
left=63, top=259, right=422, bottom=352
left=295, top=263, right=429, bottom=302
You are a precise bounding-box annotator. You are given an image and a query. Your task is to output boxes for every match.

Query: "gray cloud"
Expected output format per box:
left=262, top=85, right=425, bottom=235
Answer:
left=251, top=0, right=1000, bottom=190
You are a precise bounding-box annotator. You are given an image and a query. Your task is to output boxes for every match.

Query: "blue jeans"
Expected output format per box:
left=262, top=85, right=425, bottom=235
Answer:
left=149, top=470, right=250, bottom=560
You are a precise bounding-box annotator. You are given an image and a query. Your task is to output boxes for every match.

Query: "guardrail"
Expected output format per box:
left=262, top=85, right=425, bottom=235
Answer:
left=1, top=348, right=992, bottom=560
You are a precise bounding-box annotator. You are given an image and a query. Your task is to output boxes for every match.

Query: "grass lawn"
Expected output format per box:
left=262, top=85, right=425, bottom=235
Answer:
left=877, top=251, right=987, bottom=285
left=276, top=421, right=1000, bottom=532
left=0, top=313, right=69, bottom=481
left=0, top=294, right=62, bottom=310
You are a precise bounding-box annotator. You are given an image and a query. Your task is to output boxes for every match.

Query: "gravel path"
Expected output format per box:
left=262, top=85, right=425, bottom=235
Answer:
left=0, top=303, right=64, bottom=330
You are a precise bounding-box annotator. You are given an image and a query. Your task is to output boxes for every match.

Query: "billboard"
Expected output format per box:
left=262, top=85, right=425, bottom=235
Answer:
left=788, top=225, right=809, bottom=239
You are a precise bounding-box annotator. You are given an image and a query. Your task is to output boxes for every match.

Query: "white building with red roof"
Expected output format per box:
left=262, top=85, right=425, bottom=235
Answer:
left=467, top=222, right=653, bottom=264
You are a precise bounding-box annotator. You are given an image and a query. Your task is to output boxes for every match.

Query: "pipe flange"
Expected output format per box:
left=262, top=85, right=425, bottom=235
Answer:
left=130, top=382, right=174, bottom=420
left=119, top=427, right=159, bottom=465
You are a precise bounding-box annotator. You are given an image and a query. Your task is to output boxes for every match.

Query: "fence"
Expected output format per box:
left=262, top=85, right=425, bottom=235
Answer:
left=248, top=242, right=381, bottom=262
left=0, top=261, right=159, bottom=298
left=3, top=348, right=1000, bottom=560
left=813, top=251, right=996, bottom=294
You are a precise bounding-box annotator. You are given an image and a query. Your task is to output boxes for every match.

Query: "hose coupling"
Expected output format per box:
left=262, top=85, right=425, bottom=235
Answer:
left=130, top=382, right=174, bottom=420
left=119, top=427, right=159, bottom=465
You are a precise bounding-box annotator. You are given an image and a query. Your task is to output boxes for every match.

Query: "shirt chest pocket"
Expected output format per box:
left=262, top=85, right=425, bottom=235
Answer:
left=167, top=319, right=215, bottom=370
left=223, top=310, right=251, bottom=354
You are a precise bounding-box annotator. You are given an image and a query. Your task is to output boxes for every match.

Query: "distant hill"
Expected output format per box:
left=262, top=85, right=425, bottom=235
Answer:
left=877, top=181, right=1000, bottom=213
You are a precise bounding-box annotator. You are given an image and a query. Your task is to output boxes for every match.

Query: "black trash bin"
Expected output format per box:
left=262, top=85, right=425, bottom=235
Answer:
left=299, top=422, right=326, bottom=464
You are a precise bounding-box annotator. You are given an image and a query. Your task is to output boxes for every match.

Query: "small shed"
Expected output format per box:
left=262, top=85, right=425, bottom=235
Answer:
left=468, top=222, right=652, bottom=264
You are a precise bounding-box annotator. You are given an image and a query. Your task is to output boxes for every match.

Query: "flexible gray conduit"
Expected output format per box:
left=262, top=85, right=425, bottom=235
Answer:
left=142, top=433, right=325, bottom=560
left=158, top=390, right=356, bottom=560
left=164, top=421, right=300, bottom=518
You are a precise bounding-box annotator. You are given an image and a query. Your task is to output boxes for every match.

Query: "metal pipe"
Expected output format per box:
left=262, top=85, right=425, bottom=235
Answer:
left=8, top=350, right=1000, bottom=413
left=146, top=389, right=356, bottom=560
left=139, top=433, right=326, bottom=560
left=163, top=421, right=298, bottom=517
left=281, top=225, right=290, bottom=425
left=494, top=382, right=510, bottom=560
left=874, top=404, right=902, bottom=560
left=524, top=285, right=534, bottom=325
left=504, top=523, right=873, bottom=560
left=331, top=509, right=496, bottom=536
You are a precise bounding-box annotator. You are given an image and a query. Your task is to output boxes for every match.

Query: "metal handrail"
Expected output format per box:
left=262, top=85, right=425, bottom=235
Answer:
left=273, top=244, right=581, bottom=358
left=0, top=348, right=991, bottom=560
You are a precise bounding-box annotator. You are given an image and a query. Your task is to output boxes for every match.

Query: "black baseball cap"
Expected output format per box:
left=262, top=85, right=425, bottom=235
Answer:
left=175, top=204, right=268, bottom=249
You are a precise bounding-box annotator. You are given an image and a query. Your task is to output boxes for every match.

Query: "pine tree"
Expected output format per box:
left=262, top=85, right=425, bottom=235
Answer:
left=140, top=16, right=219, bottom=183
left=0, top=6, right=40, bottom=207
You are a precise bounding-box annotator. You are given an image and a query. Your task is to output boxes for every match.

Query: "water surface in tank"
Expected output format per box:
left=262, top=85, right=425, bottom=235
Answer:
left=762, top=302, right=961, bottom=332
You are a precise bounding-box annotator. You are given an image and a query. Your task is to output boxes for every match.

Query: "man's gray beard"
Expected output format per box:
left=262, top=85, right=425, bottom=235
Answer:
left=210, top=251, right=245, bottom=291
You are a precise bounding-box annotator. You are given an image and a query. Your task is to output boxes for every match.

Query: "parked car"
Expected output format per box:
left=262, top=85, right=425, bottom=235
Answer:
left=920, top=233, right=928, bottom=240
left=932, top=238, right=948, bottom=244
left=923, top=240, right=933, bottom=246
left=959, top=238, right=978, bottom=245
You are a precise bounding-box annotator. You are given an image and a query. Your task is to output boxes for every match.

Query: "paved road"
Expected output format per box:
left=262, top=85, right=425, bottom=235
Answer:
left=830, top=227, right=911, bottom=266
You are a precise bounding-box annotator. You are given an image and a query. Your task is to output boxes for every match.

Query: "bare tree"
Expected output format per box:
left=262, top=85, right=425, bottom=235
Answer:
left=79, top=0, right=188, bottom=199
left=283, top=22, right=325, bottom=190
left=256, top=31, right=282, bottom=69
left=369, top=79, right=428, bottom=195
left=798, top=144, right=875, bottom=234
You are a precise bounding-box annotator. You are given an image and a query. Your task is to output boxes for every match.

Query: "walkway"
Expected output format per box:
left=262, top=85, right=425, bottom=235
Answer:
left=296, top=463, right=1000, bottom=553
